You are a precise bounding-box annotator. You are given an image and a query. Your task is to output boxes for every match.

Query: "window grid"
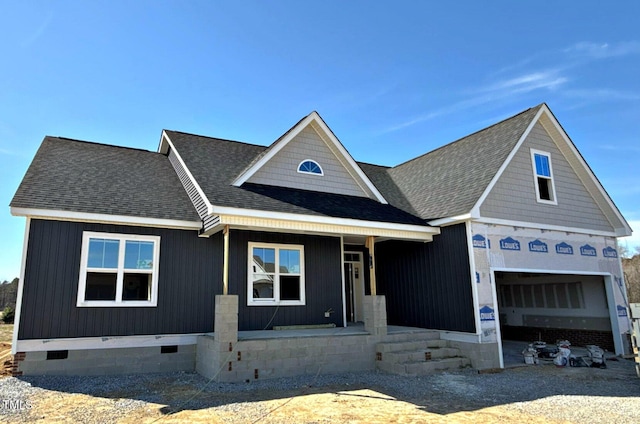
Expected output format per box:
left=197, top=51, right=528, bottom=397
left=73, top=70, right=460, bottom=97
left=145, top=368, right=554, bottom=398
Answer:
left=248, top=242, right=305, bottom=306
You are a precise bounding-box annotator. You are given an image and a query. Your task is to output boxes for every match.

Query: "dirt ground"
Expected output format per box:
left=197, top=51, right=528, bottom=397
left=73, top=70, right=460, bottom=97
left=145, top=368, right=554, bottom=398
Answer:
left=8, top=380, right=572, bottom=424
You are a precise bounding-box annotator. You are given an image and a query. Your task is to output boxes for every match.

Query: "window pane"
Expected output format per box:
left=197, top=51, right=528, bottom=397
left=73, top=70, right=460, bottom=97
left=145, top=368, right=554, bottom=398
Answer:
left=87, top=239, right=119, bottom=269
left=253, top=248, right=275, bottom=273
left=513, top=285, right=524, bottom=307
left=124, top=241, right=155, bottom=269
left=523, top=285, right=534, bottom=308
left=556, top=284, right=569, bottom=308
left=533, top=284, right=545, bottom=307
left=279, top=249, right=300, bottom=273
left=501, top=285, right=513, bottom=307
left=535, top=154, right=550, bottom=177
left=538, top=177, right=552, bottom=200
left=122, top=273, right=151, bottom=301
left=252, top=274, right=274, bottom=299
left=545, top=284, right=557, bottom=308
left=567, top=282, right=581, bottom=308
left=85, top=272, right=117, bottom=300
left=280, top=275, right=301, bottom=301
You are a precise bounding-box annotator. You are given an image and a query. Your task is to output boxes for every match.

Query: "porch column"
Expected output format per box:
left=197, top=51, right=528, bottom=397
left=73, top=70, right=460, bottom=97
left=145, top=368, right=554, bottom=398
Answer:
left=365, top=236, right=377, bottom=295
left=222, top=225, right=230, bottom=295
left=364, top=235, right=386, bottom=336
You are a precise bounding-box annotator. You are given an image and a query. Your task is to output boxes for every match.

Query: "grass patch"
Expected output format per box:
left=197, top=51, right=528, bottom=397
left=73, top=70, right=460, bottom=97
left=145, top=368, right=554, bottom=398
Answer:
left=0, top=324, right=14, bottom=344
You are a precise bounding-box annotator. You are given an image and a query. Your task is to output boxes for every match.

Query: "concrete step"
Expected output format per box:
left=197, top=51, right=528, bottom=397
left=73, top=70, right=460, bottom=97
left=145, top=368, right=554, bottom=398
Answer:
left=383, top=331, right=441, bottom=343
left=377, top=357, right=471, bottom=376
left=382, top=347, right=462, bottom=363
left=376, top=339, right=448, bottom=353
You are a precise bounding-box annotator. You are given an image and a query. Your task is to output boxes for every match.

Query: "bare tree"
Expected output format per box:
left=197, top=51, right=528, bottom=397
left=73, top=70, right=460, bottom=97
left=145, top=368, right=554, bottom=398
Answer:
left=623, top=255, right=640, bottom=303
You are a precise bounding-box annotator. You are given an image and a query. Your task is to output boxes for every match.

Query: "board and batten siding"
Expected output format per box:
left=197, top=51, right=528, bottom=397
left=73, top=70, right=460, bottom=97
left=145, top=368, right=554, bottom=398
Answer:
left=247, top=125, right=373, bottom=199
left=375, top=224, right=475, bottom=333
left=228, top=229, right=344, bottom=331
left=18, top=219, right=223, bottom=340
left=479, top=122, right=614, bottom=232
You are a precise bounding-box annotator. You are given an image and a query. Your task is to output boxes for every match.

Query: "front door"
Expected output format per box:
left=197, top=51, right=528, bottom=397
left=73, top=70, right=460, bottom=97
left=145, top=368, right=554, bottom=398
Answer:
left=344, top=252, right=364, bottom=322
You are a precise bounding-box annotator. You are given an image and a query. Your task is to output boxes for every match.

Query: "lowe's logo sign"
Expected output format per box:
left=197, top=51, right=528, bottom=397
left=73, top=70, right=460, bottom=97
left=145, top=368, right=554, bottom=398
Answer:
left=617, top=305, right=627, bottom=317
left=472, top=234, right=489, bottom=249
left=580, top=244, right=597, bottom=257
left=528, top=239, right=548, bottom=253
left=603, top=246, right=618, bottom=258
left=500, top=237, right=520, bottom=251
left=479, top=306, right=495, bottom=321
left=555, top=242, right=574, bottom=255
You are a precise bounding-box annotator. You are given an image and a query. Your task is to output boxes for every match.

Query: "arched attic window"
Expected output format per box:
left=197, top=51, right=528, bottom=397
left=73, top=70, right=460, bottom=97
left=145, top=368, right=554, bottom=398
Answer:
left=297, top=159, right=324, bottom=176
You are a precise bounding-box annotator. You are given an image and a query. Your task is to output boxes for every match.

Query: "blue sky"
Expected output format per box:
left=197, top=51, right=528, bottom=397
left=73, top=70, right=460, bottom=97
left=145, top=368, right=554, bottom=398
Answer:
left=1, top=1, right=639, bottom=281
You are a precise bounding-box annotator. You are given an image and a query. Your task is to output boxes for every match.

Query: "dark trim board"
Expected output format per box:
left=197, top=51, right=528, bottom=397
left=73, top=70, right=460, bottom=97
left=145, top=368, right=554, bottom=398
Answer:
left=229, top=230, right=344, bottom=331
left=375, top=224, right=475, bottom=333
left=19, top=219, right=222, bottom=340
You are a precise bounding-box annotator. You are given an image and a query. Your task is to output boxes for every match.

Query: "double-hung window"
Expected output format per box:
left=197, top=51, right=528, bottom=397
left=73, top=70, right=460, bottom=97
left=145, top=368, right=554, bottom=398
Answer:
left=77, top=232, right=160, bottom=307
left=248, top=242, right=305, bottom=306
left=531, top=149, right=557, bottom=204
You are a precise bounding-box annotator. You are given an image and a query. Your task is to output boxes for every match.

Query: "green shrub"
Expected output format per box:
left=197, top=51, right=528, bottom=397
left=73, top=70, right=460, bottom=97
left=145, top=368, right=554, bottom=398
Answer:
left=2, top=306, right=15, bottom=324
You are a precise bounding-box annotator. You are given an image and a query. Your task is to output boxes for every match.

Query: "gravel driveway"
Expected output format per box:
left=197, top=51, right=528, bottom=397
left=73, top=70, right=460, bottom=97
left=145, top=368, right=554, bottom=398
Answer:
left=0, top=354, right=638, bottom=423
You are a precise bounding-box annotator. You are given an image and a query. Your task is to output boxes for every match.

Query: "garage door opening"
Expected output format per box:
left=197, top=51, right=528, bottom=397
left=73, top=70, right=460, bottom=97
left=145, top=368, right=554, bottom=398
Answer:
left=495, top=271, right=615, bottom=365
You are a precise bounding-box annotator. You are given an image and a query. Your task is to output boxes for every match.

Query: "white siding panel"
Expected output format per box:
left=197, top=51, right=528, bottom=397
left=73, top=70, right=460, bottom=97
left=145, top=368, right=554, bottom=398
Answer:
left=247, top=126, right=370, bottom=198
left=479, top=122, right=614, bottom=232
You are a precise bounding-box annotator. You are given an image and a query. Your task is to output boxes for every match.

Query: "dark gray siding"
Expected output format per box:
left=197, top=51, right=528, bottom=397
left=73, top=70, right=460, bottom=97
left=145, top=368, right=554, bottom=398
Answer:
left=19, top=219, right=222, bottom=340
left=229, top=230, right=344, bottom=331
left=375, top=224, right=475, bottom=333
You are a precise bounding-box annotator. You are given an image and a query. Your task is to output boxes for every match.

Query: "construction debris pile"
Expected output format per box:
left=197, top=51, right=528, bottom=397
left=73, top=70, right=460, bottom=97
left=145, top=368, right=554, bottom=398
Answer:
left=522, top=339, right=606, bottom=368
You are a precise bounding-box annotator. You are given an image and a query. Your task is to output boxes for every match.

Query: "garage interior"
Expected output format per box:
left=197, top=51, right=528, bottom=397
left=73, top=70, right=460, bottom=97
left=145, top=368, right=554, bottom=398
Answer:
left=495, top=271, right=615, bottom=352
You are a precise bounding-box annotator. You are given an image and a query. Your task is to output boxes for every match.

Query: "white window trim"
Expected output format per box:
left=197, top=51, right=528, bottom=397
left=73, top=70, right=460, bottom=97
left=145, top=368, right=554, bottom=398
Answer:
left=247, top=242, right=305, bottom=306
left=530, top=148, right=558, bottom=205
left=77, top=232, right=160, bottom=307
left=297, top=159, right=324, bottom=176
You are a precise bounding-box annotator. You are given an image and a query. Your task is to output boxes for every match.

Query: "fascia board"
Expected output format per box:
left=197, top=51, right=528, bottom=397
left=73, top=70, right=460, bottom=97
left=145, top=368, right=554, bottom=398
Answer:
left=11, top=207, right=202, bottom=230
left=427, top=214, right=473, bottom=227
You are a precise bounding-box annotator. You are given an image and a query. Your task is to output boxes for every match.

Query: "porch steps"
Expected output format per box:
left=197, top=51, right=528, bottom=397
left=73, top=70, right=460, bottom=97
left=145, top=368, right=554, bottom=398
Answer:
left=376, top=332, right=471, bottom=376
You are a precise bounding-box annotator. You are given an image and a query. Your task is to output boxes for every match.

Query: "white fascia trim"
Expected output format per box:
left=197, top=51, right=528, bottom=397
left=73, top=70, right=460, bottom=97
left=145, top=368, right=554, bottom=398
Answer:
left=475, top=216, right=621, bottom=237
left=428, top=214, right=473, bottom=227
left=538, top=108, right=632, bottom=236
left=10, top=207, right=202, bottom=231
left=15, top=333, right=206, bottom=353
left=211, top=205, right=439, bottom=235
left=161, top=131, right=215, bottom=215
left=11, top=217, right=30, bottom=355
left=232, top=112, right=388, bottom=204
left=470, top=106, right=546, bottom=217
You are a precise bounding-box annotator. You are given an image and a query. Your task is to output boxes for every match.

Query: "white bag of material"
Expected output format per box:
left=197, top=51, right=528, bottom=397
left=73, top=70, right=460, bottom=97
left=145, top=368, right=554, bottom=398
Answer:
left=554, top=346, right=571, bottom=367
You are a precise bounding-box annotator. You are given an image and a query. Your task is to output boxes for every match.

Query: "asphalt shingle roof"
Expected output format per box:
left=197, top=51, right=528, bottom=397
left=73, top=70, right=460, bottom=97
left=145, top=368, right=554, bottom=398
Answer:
left=165, top=130, right=425, bottom=225
left=12, top=105, right=543, bottom=227
left=10, top=137, right=200, bottom=222
left=385, top=105, right=543, bottom=220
